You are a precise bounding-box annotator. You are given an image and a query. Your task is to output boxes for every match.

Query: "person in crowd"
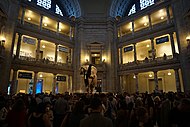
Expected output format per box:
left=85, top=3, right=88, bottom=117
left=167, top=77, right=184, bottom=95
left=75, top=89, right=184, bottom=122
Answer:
left=115, top=100, right=129, bottom=127
left=61, top=100, right=86, bottom=127
left=169, top=98, right=190, bottom=127
left=53, top=94, right=69, bottom=127
left=129, top=106, right=153, bottom=127
left=28, top=102, right=51, bottom=127
left=6, top=98, right=27, bottom=127
left=0, top=96, right=11, bottom=127
left=80, top=97, right=113, bottom=127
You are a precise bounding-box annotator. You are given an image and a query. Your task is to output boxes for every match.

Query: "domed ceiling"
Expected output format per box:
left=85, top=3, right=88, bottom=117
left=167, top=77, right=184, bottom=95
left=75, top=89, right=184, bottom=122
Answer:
left=58, top=0, right=133, bottom=18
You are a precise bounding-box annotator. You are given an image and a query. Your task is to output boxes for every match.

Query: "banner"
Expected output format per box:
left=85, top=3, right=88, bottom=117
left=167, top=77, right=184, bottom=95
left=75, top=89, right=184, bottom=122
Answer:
left=156, top=36, right=169, bottom=44
left=124, top=46, right=133, bottom=52
left=23, top=36, right=36, bottom=45
left=57, top=76, right=66, bottom=81
left=18, top=72, right=32, bottom=79
left=59, top=46, right=68, bottom=52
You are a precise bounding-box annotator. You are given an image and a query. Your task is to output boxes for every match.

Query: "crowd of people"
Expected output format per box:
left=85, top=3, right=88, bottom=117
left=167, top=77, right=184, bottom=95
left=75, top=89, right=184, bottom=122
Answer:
left=0, top=91, right=190, bottom=127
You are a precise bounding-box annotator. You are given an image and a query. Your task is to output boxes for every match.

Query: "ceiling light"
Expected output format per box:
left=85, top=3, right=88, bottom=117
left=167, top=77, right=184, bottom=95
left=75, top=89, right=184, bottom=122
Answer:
left=27, top=17, right=31, bottom=21
left=146, top=44, right=150, bottom=48
left=44, top=23, right=47, bottom=26
left=168, top=72, right=171, bottom=76
left=149, top=74, right=153, bottom=77
left=42, top=45, right=45, bottom=48
left=144, top=23, right=148, bottom=26
left=160, top=16, right=164, bottom=20
left=186, top=36, right=190, bottom=41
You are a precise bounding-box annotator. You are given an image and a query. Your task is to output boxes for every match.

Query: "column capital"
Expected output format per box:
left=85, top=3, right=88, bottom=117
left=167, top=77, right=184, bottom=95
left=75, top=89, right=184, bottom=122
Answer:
left=169, top=32, right=174, bottom=36
left=18, top=33, right=22, bottom=36
left=34, top=71, right=38, bottom=74
left=134, top=73, right=138, bottom=75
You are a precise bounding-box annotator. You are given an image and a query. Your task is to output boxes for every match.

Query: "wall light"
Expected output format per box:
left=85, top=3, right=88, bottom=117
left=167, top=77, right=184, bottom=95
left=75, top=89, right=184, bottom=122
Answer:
left=44, top=23, right=47, bottom=26
left=39, top=74, right=43, bottom=77
left=27, top=17, right=31, bottom=21
left=168, top=72, right=171, bottom=76
left=186, top=36, right=190, bottom=41
left=149, top=73, right=153, bottom=77
left=160, top=16, right=164, bottom=20
left=0, top=36, right=6, bottom=46
left=42, top=45, right=45, bottom=48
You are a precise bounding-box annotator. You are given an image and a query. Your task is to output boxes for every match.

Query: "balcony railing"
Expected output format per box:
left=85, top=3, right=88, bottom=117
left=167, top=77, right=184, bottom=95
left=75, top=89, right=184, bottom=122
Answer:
left=119, top=55, right=178, bottom=71
left=13, top=55, right=72, bottom=70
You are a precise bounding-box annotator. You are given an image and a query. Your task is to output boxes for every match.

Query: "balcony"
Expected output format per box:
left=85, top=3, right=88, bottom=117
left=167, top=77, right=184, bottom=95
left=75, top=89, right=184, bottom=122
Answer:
left=118, top=55, right=180, bottom=73
left=16, top=20, right=73, bottom=43
left=12, top=55, right=73, bottom=73
left=119, top=20, right=174, bottom=43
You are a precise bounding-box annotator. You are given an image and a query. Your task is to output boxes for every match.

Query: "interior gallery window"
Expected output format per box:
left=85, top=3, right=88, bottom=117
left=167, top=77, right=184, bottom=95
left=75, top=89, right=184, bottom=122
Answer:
left=37, top=0, right=51, bottom=10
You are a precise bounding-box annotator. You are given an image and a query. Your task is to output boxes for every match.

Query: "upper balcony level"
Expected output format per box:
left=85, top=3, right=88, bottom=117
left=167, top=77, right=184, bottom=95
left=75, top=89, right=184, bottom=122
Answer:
left=118, top=54, right=180, bottom=74
left=12, top=55, right=73, bottom=75
left=16, top=7, right=75, bottom=44
left=117, top=1, right=174, bottom=44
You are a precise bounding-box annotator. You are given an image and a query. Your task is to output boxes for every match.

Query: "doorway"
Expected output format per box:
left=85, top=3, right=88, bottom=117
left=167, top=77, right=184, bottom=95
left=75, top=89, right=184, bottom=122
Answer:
left=36, top=79, right=43, bottom=93
left=148, top=78, right=163, bottom=93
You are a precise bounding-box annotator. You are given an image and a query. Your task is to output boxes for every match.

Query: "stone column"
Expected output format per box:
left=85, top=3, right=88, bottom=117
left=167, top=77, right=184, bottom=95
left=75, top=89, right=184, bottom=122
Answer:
left=148, top=13, right=152, bottom=30
left=33, top=71, right=38, bottom=95
left=36, top=39, right=41, bottom=60
left=68, top=75, right=71, bottom=92
left=154, top=71, right=159, bottom=92
left=133, top=43, right=137, bottom=63
left=57, top=21, right=60, bottom=34
left=120, top=47, right=123, bottom=64
left=10, top=69, right=18, bottom=95
left=55, top=44, right=58, bottom=63
left=151, top=38, right=155, bottom=60
left=52, top=74, right=57, bottom=94
left=169, top=33, right=176, bottom=57
left=40, top=15, right=43, bottom=31
left=21, top=7, right=26, bottom=24
left=135, top=73, right=139, bottom=93
left=15, top=33, right=22, bottom=58
left=174, top=68, right=181, bottom=92
left=166, top=6, right=171, bottom=24
left=131, top=20, right=135, bottom=35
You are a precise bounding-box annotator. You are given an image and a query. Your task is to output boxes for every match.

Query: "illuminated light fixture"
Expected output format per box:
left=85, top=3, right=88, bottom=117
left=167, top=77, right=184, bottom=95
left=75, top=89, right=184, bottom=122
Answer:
left=39, top=74, right=43, bottom=77
left=102, top=58, right=105, bottom=62
left=168, top=72, right=171, bottom=76
left=149, top=74, right=153, bottom=77
left=146, top=44, right=150, bottom=48
left=27, top=17, right=31, bottom=21
left=42, top=45, right=45, bottom=48
left=130, top=28, right=133, bottom=31
left=59, top=28, right=62, bottom=32
left=144, top=23, right=148, bottom=26
left=160, top=16, right=164, bottom=20
left=86, top=59, right=89, bottom=62
left=94, top=54, right=97, bottom=56
left=0, top=35, right=6, bottom=46
left=44, top=23, right=47, bottom=26
left=186, top=36, right=190, bottom=41
left=133, top=75, right=136, bottom=79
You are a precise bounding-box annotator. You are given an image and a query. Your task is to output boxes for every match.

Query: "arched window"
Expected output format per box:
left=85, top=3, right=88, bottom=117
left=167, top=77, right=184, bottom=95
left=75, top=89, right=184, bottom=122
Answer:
left=37, top=0, right=52, bottom=10
left=128, top=0, right=155, bottom=16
